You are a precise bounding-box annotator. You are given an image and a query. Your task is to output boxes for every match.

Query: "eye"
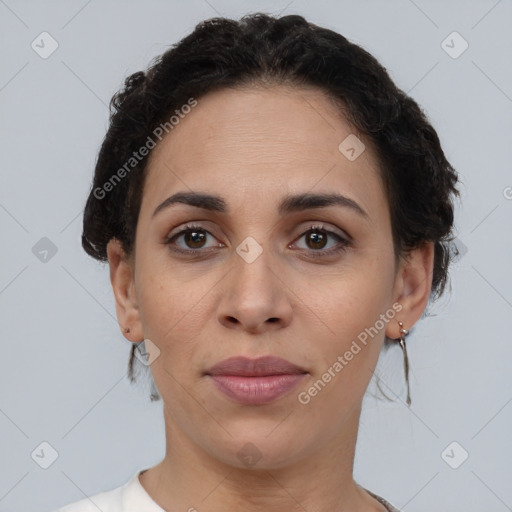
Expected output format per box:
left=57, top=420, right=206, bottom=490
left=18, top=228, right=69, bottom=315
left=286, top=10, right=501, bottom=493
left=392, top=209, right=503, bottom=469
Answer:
left=164, top=222, right=351, bottom=258
left=291, top=223, right=350, bottom=257
left=164, top=224, right=222, bottom=254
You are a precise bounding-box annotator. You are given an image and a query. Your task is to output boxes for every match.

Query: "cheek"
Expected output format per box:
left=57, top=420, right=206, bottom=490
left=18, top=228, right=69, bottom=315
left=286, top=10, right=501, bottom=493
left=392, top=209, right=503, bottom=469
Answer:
left=315, top=287, right=387, bottom=374
left=136, top=267, right=212, bottom=356
left=299, top=254, right=392, bottom=335
left=299, top=254, right=394, bottom=384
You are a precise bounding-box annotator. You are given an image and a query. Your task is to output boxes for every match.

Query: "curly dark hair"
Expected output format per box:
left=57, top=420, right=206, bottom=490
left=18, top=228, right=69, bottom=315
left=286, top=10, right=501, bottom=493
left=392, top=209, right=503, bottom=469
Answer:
left=81, top=13, right=460, bottom=402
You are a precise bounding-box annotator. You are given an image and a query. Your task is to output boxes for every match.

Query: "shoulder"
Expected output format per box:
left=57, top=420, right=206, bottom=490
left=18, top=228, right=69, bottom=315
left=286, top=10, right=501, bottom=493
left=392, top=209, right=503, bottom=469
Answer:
left=51, top=469, right=163, bottom=512
left=52, top=478, right=126, bottom=512
left=364, top=488, right=401, bottom=512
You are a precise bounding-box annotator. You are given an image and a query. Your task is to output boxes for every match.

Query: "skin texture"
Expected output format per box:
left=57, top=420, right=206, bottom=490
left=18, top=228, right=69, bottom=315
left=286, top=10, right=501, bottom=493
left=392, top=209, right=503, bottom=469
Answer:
left=107, top=85, right=434, bottom=512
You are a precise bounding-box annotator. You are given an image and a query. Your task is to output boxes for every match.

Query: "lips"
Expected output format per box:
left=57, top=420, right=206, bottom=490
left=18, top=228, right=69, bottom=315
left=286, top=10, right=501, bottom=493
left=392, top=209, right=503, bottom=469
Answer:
left=205, top=356, right=308, bottom=405
left=205, top=356, right=307, bottom=377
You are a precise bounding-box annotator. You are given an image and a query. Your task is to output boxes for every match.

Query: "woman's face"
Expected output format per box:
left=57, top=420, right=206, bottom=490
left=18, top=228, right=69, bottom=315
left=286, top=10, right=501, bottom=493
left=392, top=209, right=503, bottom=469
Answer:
left=109, top=85, right=429, bottom=469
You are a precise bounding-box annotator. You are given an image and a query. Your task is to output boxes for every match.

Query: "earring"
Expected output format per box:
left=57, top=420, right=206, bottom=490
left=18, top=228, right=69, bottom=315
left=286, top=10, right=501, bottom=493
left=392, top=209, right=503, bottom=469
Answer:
left=397, top=321, right=411, bottom=406
left=124, top=327, right=131, bottom=334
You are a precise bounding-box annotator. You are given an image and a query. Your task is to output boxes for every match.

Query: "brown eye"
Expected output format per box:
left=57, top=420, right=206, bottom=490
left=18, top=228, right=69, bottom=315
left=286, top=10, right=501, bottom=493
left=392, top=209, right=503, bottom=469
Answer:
left=291, top=225, right=350, bottom=258
left=305, top=230, right=328, bottom=250
left=164, top=224, right=221, bottom=254
left=183, top=229, right=207, bottom=249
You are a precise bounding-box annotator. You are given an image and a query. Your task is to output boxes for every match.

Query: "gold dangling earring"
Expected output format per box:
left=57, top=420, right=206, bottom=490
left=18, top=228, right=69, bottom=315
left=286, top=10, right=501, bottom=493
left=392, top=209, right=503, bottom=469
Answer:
left=398, top=321, right=411, bottom=406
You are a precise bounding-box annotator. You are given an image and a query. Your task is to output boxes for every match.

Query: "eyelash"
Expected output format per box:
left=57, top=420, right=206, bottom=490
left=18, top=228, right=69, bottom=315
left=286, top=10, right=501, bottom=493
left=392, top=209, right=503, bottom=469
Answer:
left=164, top=223, right=351, bottom=258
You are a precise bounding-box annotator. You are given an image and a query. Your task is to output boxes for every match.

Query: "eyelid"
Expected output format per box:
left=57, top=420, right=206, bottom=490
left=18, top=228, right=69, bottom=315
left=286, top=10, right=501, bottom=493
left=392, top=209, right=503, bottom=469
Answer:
left=165, top=219, right=216, bottom=238
left=294, top=222, right=351, bottom=242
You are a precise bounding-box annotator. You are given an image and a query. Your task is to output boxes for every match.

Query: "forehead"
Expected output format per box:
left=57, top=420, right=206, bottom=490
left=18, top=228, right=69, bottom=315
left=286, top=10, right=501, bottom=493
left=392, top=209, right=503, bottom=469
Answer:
left=142, top=85, right=386, bottom=219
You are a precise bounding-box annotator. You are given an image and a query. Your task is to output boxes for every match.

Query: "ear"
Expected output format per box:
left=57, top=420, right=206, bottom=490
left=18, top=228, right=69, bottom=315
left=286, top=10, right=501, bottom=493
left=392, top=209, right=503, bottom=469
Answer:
left=386, top=241, right=435, bottom=339
left=106, top=238, right=144, bottom=343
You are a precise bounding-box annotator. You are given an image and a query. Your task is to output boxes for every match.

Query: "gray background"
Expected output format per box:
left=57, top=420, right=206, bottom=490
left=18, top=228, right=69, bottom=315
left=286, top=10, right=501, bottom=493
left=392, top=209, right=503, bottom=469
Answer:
left=1, top=1, right=511, bottom=511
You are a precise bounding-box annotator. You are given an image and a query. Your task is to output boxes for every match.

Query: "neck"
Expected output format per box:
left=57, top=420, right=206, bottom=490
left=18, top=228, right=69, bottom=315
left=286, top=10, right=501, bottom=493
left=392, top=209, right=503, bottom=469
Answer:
left=139, top=403, right=386, bottom=512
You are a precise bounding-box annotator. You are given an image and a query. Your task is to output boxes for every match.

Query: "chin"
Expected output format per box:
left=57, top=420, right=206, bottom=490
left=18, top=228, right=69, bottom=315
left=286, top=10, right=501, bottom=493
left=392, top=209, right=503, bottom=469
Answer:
left=206, top=427, right=311, bottom=471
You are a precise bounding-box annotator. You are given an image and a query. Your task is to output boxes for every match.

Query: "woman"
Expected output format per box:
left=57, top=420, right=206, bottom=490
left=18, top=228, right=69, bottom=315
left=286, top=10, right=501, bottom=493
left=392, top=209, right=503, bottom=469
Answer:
left=55, top=12, right=459, bottom=512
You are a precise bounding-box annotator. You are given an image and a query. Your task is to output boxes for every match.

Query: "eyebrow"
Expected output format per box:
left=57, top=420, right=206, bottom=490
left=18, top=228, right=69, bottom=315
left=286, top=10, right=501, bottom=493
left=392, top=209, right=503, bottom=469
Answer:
left=152, top=191, right=369, bottom=220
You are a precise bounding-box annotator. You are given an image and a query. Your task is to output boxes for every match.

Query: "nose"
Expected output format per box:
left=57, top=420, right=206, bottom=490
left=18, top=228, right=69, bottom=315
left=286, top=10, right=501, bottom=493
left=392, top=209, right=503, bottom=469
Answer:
left=217, top=245, right=293, bottom=334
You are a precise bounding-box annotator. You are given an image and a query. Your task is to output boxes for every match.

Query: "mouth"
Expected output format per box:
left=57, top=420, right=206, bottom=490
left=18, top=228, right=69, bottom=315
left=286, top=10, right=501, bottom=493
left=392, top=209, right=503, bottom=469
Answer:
left=205, top=356, right=308, bottom=405
left=205, top=355, right=308, bottom=377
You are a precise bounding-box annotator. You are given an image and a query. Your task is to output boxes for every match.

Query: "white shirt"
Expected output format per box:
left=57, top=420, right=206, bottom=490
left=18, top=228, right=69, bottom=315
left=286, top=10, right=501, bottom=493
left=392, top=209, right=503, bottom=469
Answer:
left=54, top=469, right=400, bottom=512
left=54, top=469, right=164, bottom=512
